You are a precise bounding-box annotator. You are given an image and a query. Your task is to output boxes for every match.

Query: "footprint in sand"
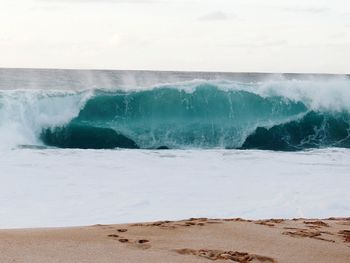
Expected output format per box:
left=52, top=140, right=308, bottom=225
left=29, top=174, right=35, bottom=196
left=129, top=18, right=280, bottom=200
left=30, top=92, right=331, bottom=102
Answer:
left=135, top=239, right=151, bottom=250
left=107, top=233, right=129, bottom=243
left=304, top=221, right=329, bottom=228
left=282, top=229, right=335, bottom=243
left=184, top=218, right=223, bottom=227
left=107, top=234, right=119, bottom=238
left=339, top=230, right=350, bottom=243
left=255, top=219, right=285, bottom=227
left=131, top=218, right=214, bottom=229
left=175, top=248, right=277, bottom=263
left=336, top=219, right=350, bottom=226
left=223, top=218, right=251, bottom=222
left=137, top=239, right=150, bottom=244
left=107, top=233, right=151, bottom=249
left=131, top=221, right=176, bottom=229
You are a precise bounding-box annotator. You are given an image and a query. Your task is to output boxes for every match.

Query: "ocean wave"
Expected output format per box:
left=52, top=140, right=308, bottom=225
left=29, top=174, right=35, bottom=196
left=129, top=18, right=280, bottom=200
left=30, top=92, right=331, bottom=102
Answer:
left=1, top=78, right=350, bottom=150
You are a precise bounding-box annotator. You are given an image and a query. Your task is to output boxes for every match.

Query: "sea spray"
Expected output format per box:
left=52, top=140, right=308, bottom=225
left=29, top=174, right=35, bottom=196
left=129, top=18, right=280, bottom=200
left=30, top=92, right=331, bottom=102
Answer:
left=0, top=90, right=92, bottom=149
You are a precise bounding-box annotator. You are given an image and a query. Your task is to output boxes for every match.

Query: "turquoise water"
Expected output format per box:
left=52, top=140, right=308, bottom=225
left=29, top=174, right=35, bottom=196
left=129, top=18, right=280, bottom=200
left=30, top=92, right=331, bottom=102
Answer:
left=40, top=84, right=350, bottom=150
left=0, top=69, right=349, bottom=151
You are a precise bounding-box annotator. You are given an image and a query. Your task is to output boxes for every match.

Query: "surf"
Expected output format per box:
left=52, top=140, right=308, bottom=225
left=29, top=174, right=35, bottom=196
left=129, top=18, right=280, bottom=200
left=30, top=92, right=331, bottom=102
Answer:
left=0, top=75, right=349, bottom=151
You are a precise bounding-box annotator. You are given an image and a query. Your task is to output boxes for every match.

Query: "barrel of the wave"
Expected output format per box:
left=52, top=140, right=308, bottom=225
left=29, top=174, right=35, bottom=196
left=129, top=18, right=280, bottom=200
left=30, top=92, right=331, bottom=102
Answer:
left=40, top=84, right=320, bottom=150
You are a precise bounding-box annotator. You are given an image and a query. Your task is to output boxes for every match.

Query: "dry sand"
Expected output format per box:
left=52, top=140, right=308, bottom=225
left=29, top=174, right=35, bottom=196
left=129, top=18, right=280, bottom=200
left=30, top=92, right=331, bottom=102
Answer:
left=0, top=218, right=349, bottom=263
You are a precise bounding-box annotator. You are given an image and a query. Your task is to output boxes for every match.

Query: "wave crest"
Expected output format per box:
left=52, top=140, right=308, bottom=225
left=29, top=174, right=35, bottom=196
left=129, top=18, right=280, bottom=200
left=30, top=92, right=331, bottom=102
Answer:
left=1, top=77, right=350, bottom=150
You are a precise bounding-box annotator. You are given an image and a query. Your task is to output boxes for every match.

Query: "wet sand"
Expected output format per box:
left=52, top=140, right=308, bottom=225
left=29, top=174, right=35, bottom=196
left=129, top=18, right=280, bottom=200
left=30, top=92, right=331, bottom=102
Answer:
left=0, top=218, right=349, bottom=263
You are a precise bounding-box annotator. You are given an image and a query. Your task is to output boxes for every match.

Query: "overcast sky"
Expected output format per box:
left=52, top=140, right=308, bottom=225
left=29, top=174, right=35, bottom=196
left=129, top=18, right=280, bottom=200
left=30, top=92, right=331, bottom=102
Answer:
left=0, top=0, right=349, bottom=73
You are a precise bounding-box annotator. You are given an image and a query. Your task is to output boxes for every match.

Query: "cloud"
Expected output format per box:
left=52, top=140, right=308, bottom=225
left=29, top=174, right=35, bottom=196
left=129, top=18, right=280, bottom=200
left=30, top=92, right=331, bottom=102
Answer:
left=225, top=40, right=288, bottom=48
left=0, top=34, right=10, bottom=42
left=329, top=32, right=347, bottom=39
left=282, top=7, right=329, bottom=14
left=197, top=11, right=230, bottom=22
left=38, top=0, right=166, bottom=3
left=323, top=42, right=350, bottom=48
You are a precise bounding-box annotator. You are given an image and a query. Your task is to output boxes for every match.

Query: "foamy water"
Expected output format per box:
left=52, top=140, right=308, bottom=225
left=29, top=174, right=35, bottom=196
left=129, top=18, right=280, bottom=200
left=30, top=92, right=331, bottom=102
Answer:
left=0, top=148, right=349, bottom=228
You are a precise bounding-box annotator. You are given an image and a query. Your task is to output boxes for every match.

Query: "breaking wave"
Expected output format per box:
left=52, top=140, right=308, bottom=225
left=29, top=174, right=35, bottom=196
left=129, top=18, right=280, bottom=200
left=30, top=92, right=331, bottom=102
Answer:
left=1, top=77, right=350, bottom=150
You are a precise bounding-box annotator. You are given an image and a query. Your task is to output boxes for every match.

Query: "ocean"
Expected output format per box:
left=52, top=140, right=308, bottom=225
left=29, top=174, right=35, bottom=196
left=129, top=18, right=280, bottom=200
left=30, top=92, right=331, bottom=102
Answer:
left=0, top=69, right=349, bottom=228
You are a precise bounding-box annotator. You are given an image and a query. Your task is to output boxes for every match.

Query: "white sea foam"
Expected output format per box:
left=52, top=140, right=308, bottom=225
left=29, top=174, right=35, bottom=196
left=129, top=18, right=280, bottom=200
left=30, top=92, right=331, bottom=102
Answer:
left=0, top=148, right=349, bottom=228
left=254, top=76, right=350, bottom=112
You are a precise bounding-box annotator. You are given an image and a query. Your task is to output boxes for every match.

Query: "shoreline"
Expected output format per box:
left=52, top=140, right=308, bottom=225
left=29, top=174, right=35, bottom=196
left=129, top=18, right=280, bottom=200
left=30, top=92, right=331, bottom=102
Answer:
left=1, top=217, right=349, bottom=263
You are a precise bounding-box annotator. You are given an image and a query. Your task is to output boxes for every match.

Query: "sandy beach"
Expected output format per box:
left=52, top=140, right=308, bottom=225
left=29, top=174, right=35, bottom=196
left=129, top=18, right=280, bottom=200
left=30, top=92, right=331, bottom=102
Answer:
left=1, top=217, right=349, bottom=263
